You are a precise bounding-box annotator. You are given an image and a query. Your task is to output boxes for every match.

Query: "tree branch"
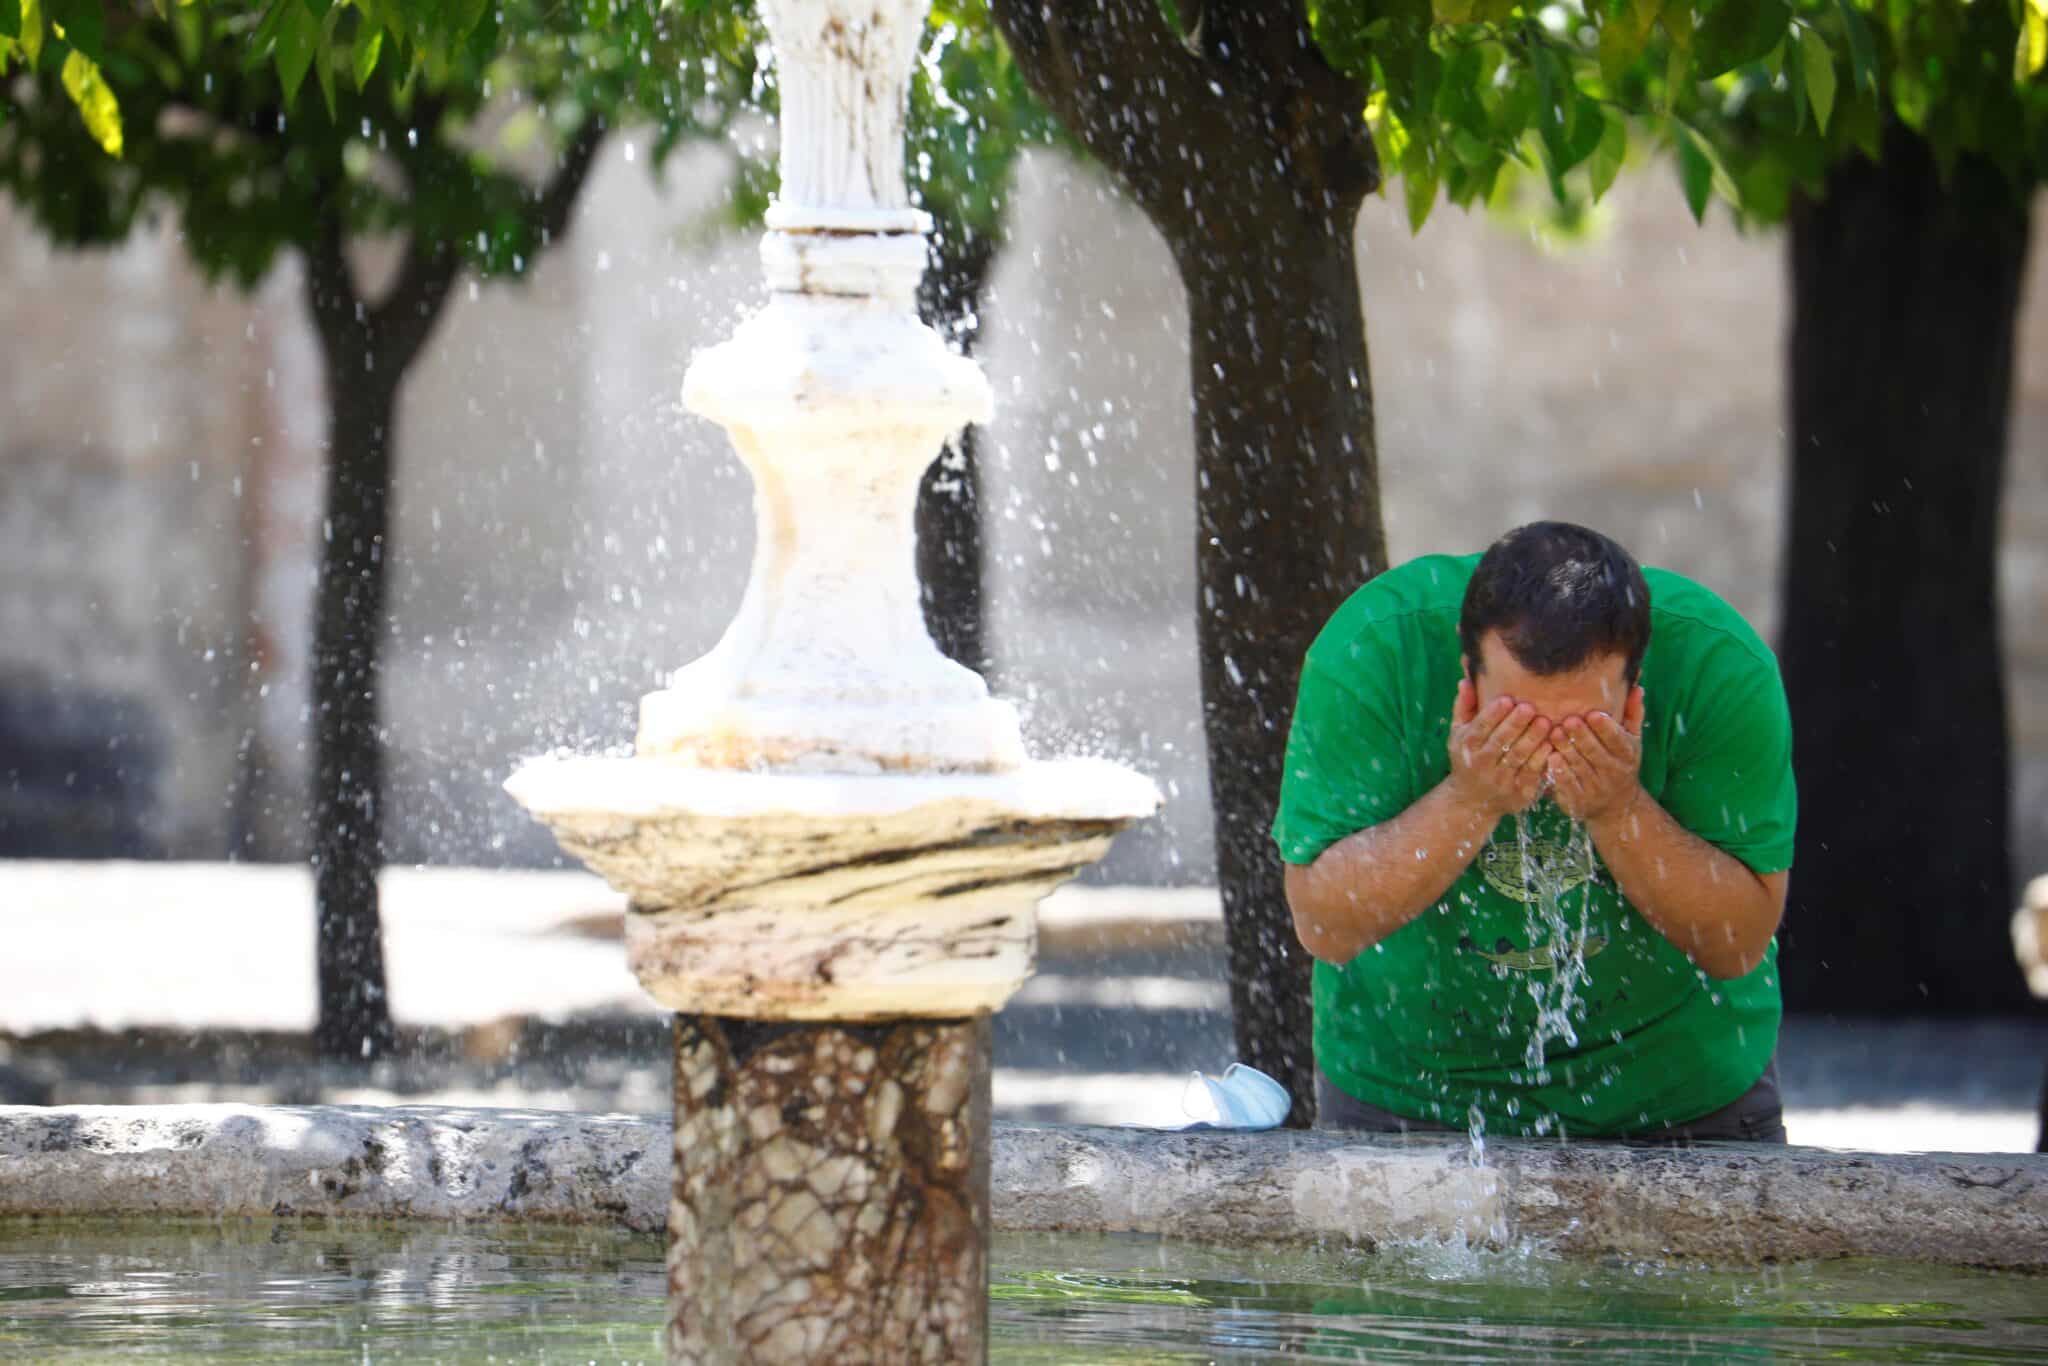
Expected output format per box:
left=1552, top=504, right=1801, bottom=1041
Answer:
left=990, top=0, right=1212, bottom=217
left=533, top=115, right=607, bottom=246
left=1187, top=0, right=1311, bottom=71
left=304, top=199, right=367, bottom=366
left=365, top=236, right=458, bottom=379
left=1189, top=0, right=1380, bottom=202
left=370, top=114, right=605, bottom=380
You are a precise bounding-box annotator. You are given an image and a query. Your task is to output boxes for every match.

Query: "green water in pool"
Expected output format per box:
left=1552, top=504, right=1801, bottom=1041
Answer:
left=0, top=1220, right=2040, bottom=1362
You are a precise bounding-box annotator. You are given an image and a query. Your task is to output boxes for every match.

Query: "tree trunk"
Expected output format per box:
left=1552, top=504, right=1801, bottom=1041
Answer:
left=307, top=341, right=403, bottom=1060
left=915, top=224, right=998, bottom=674
left=1777, top=127, right=2034, bottom=1014
left=295, top=127, right=599, bottom=1060
left=987, top=0, right=1383, bottom=1125
left=1173, top=218, right=1384, bottom=1126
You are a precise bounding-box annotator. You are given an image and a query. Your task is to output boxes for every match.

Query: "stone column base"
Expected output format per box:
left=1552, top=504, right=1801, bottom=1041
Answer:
left=668, top=1015, right=990, bottom=1364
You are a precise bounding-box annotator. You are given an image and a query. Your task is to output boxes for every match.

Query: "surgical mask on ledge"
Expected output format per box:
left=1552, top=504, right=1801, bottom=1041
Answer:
left=1181, top=1063, right=1291, bottom=1131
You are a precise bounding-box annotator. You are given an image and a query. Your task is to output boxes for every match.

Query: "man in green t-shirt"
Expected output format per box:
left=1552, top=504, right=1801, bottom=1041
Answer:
left=1273, top=522, right=1795, bottom=1141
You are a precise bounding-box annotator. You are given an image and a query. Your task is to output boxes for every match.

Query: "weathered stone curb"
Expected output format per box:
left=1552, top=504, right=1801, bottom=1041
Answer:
left=995, top=1125, right=2048, bottom=1268
left=3, top=1106, right=2043, bottom=1268
left=0, top=1105, right=669, bottom=1234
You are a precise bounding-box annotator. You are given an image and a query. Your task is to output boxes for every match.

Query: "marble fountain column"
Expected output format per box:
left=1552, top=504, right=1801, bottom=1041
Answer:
left=505, top=1, right=1159, bottom=1361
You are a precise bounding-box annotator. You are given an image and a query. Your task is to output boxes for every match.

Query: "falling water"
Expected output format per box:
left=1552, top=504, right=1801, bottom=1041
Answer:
left=1516, top=807, right=1598, bottom=1077
left=1458, top=803, right=1601, bottom=1155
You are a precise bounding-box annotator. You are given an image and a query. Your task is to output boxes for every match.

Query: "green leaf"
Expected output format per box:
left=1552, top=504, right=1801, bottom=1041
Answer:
left=251, top=0, right=295, bottom=58
left=2017, top=0, right=2047, bottom=81
left=1368, top=89, right=1411, bottom=170
left=1540, top=79, right=1606, bottom=187
left=0, top=0, right=19, bottom=41
left=1834, top=0, right=1877, bottom=94
left=314, top=5, right=339, bottom=118
left=352, top=25, right=381, bottom=87
left=1800, top=27, right=1836, bottom=132
left=1404, top=153, right=1439, bottom=232
left=1436, top=40, right=1483, bottom=130
left=1661, top=0, right=1693, bottom=107
left=1588, top=114, right=1627, bottom=200
left=1783, top=30, right=1806, bottom=130
left=1676, top=124, right=1712, bottom=221
left=1693, top=0, right=1790, bottom=78
left=274, top=0, right=322, bottom=108
left=1598, top=4, right=1655, bottom=86
left=1450, top=125, right=1493, bottom=167
left=60, top=48, right=121, bottom=156
left=1493, top=65, right=1539, bottom=143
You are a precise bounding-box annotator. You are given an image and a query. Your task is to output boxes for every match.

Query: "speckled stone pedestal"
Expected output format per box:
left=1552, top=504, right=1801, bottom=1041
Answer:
left=667, top=1015, right=990, bottom=1364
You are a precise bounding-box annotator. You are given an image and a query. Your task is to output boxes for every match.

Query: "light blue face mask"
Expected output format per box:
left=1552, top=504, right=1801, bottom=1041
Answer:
left=1181, top=1063, right=1291, bottom=1131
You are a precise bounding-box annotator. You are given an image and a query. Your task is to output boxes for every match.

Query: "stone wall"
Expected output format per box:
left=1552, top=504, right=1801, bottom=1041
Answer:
left=0, top=220, right=256, bottom=857
left=0, top=138, right=2044, bottom=888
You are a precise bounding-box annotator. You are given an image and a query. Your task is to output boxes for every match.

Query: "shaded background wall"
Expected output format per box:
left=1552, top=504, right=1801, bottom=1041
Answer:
left=2, top=137, right=2043, bottom=889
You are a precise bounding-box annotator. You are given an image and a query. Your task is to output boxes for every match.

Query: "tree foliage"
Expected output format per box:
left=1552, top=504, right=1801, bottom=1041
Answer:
left=0, top=0, right=759, bottom=280
left=1316, top=1, right=2048, bottom=231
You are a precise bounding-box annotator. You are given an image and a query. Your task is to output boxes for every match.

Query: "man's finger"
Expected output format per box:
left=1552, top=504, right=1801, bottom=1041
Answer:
left=1546, top=751, right=1583, bottom=811
left=1504, top=712, right=1551, bottom=764
left=1503, top=727, right=1551, bottom=788
left=1483, top=702, right=1538, bottom=759
left=1456, top=694, right=1513, bottom=745
left=1586, top=710, right=1638, bottom=762
left=1559, top=717, right=1605, bottom=764
left=1558, top=728, right=1601, bottom=785
left=1517, top=742, right=1554, bottom=800
left=1454, top=678, right=1478, bottom=727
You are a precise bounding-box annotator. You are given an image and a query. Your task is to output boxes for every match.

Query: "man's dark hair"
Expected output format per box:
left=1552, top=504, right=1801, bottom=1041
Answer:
left=1459, top=522, right=1652, bottom=683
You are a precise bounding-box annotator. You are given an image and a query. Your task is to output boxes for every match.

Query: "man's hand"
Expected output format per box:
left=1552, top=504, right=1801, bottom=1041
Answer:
left=1546, top=685, right=1646, bottom=825
left=1447, top=680, right=1552, bottom=819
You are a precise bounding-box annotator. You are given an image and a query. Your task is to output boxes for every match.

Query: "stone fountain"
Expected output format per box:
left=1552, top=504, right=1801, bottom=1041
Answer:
left=504, top=1, right=1158, bottom=1359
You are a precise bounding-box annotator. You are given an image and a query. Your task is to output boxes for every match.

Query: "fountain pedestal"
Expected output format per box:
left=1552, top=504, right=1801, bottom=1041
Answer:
left=667, top=1016, right=989, bottom=1361
left=507, top=0, right=1156, bottom=1360
left=508, top=760, right=1152, bottom=1364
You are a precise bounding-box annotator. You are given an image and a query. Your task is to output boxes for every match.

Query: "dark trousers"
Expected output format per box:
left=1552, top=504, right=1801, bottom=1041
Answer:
left=1315, top=1058, right=1788, bottom=1144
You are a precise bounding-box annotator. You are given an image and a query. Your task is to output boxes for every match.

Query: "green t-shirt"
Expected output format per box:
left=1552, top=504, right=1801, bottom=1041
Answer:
left=1272, top=553, right=1795, bottom=1137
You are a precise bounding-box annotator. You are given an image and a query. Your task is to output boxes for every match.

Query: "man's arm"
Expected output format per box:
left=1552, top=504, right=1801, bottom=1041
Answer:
left=1585, top=794, right=1787, bottom=979
left=1285, top=778, right=1498, bottom=964
left=1549, top=698, right=1787, bottom=980
left=1286, top=686, right=1551, bottom=965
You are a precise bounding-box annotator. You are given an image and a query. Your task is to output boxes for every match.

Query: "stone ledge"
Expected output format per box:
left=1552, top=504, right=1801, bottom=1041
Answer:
left=2, top=1106, right=2042, bottom=1268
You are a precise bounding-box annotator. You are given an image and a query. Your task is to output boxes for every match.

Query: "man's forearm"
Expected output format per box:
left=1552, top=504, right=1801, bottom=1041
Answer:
left=1586, top=790, right=1784, bottom=979
left=1285, top=779, right=1499, bottom=964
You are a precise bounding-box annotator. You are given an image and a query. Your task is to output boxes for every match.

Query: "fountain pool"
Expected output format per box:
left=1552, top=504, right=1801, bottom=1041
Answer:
left=2, top=1219, right=2042, bottom=1364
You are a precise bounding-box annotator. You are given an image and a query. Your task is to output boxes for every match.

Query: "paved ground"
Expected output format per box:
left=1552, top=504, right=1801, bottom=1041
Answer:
left=1, top=861, right=2041, bottom=1152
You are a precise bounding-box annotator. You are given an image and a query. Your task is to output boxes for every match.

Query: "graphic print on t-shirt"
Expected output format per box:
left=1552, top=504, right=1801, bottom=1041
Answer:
left=1476, top=825, right=1595, bottom=904
left=1466, top=805, right=1609, bottom=973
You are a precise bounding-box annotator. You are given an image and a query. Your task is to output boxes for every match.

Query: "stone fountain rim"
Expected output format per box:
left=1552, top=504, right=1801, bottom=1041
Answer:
left=504, top=752, right=1163, bottom=823
left=3, top=1104, right=2043, bottom=1271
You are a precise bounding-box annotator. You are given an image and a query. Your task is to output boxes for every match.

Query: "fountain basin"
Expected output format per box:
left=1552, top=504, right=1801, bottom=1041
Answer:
left=4, top=1105, right=2043, bottom=1270
left=507, top=756, right=1159, bottom=1018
